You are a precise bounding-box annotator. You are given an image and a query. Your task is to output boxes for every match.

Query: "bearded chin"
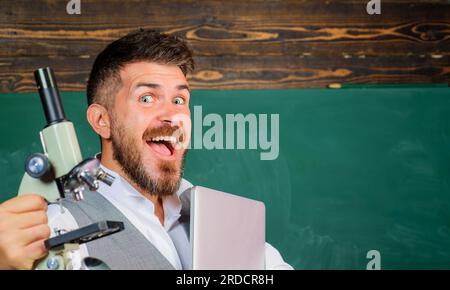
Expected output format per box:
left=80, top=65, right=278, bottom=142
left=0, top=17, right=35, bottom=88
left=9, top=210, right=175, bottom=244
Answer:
left=110, top=122, right=186, bottom=197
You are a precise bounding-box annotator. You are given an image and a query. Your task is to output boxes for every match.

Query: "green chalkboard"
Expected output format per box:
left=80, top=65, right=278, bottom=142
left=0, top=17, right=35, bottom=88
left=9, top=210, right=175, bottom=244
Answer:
left=1, top=86, right=450, bottom=269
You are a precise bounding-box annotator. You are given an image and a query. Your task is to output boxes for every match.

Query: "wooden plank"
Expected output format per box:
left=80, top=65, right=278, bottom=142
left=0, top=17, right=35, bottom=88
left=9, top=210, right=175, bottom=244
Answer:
left=0, top=22, right=448, bottom=57
left=2, top=1, right=449, bottom=25
left=2, top=54, right=447, bottom=92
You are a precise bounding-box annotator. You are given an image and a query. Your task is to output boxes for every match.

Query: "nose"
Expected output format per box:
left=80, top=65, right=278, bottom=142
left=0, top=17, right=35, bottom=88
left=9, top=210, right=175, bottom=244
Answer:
left=161, top=118, right=172, bottom=125
left=156, top=99, right=177, bottom=126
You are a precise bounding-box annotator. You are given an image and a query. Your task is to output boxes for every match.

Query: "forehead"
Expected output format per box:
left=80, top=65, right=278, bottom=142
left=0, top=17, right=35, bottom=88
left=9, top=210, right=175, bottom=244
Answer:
left=119, top=61, right=187, bottom=85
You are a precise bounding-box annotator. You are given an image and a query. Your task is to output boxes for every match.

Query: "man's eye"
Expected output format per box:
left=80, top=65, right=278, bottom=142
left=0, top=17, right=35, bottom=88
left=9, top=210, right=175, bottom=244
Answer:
left=174, top=96, right=185, bottom=105
left=139, top=95, right=154, bottom=103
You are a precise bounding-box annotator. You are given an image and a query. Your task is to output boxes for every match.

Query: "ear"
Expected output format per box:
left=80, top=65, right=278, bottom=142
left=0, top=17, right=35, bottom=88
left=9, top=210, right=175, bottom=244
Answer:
left=86, top=104, right=111, bottom=139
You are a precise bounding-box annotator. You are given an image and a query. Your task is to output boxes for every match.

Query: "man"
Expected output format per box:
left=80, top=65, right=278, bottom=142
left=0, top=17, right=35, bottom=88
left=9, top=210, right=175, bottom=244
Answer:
left=0, top=29, right=292, bottom=270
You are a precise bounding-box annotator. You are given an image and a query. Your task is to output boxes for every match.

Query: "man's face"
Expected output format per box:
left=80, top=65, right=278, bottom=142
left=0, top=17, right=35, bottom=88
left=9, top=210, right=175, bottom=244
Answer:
left=109, top=62, right=191, bottom=197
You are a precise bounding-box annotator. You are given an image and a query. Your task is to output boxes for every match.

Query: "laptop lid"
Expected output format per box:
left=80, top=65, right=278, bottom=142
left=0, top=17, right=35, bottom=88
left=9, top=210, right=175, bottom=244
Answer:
left=189, top=186, right=266, bottom=270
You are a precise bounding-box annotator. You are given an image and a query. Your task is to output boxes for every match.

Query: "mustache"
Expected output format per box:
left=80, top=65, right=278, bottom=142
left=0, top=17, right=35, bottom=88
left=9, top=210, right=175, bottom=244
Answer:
left=143, top=124, right=185, bottom=143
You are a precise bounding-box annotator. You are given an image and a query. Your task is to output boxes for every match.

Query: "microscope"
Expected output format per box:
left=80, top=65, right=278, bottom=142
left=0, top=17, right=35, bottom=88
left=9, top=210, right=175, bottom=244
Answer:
left=17, top=67, right=124, bottom=270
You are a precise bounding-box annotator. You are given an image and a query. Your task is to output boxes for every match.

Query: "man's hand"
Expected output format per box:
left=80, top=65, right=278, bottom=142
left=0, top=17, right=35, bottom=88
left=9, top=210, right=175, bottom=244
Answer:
left=0, top=194, right=50, bottom=269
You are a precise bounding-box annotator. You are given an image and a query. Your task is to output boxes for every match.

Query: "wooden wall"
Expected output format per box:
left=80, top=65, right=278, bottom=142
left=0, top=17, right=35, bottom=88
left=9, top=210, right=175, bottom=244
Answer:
left=0, top=0, right=449, bottom=93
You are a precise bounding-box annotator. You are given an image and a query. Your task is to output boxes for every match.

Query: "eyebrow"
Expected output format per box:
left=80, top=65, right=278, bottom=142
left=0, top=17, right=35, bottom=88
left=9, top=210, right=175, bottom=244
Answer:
left=134, top=82, right=190, bottom=92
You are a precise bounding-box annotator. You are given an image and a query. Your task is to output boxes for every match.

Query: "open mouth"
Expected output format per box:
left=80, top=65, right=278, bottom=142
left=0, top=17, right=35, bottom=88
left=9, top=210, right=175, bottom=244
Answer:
left=146, top=136, right=177, bottom=158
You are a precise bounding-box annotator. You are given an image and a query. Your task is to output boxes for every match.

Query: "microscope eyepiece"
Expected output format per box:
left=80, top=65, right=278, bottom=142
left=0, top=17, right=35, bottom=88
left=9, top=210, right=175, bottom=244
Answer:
left=34, top=67, right=67, bottom=125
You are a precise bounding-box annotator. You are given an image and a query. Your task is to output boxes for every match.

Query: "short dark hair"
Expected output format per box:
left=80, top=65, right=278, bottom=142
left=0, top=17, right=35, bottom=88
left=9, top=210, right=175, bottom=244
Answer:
left=86, top=29, right=194, bottom=108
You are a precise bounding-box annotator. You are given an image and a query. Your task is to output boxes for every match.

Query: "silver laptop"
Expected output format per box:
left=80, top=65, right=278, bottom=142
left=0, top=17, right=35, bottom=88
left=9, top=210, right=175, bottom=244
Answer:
left=189, top=186, right=266, bottom=270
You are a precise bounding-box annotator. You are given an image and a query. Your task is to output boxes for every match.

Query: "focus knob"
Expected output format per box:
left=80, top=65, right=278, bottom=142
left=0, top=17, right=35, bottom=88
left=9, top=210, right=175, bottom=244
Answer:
left=25, top=153, right=50, bottom=178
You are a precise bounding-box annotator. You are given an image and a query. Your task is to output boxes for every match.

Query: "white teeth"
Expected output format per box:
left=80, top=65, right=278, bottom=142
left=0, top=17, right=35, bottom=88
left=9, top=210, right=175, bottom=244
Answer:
left=150, top=136, right=177, bottom=143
